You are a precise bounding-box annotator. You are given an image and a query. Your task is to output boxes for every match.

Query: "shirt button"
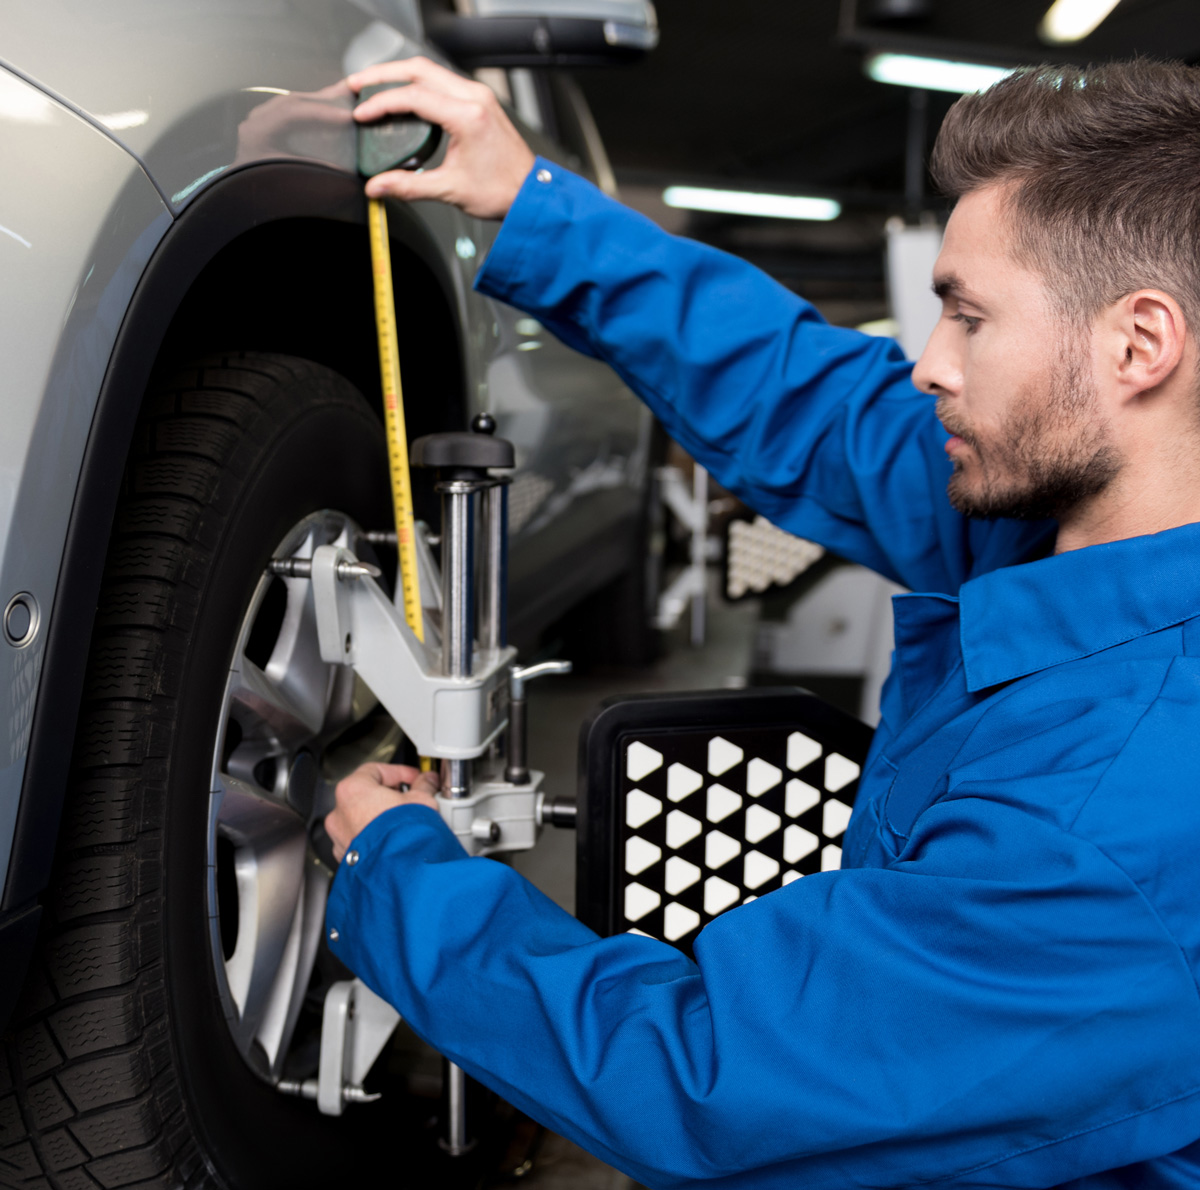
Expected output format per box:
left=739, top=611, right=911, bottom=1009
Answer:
left=536, top=168, right=552, bottom=184
left=345, top=850, right=360, bottom=866
left=329, top=927, right=340, bottom=942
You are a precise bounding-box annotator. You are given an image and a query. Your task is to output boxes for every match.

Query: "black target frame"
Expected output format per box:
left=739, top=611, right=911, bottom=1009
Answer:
left=576, top=688, right=875, bottom=959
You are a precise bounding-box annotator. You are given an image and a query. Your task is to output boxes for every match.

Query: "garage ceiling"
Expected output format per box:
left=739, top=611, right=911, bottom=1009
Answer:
left=572, top=0, right=1200, bottom=321
left=578, top=0, right=1200, bottom=193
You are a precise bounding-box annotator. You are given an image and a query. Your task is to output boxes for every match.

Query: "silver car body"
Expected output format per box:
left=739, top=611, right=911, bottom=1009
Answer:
left=0, top=2, right=648, bottom=897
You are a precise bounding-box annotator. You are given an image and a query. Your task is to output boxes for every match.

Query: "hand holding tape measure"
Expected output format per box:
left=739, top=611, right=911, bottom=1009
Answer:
left=349, top=56, right=536, bottom=219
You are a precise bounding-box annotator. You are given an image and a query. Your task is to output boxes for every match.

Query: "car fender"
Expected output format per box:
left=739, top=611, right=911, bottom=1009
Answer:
left=0, top=149, right=467, bottom=1041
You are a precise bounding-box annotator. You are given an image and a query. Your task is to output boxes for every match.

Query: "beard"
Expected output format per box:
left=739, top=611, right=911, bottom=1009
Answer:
left=937, top=351, right=1121, bottom=522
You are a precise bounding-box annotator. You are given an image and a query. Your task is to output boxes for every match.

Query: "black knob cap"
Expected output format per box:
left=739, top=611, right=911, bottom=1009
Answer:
left=410, top=431, right=515, bottom=474
left=471, top=411, right=497, bottom=435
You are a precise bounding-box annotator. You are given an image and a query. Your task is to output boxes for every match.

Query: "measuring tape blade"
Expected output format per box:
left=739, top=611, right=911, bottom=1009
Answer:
left=368, top=198, right=425, bottom=644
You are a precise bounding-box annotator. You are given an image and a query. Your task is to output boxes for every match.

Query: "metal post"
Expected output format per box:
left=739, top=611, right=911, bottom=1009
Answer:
left=690, top=464, right=708, bottom=648
left=436, top=479, right=478, bottom=1153
left=441, top=1060, right=472, bottom=1156
left=439, top=480, right=475, bottom=801
left=478, top=482, right=508, bottom=652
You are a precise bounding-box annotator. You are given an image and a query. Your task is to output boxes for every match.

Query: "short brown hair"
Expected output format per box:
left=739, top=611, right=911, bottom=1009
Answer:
left=930, top=60, right=1200, bottom=331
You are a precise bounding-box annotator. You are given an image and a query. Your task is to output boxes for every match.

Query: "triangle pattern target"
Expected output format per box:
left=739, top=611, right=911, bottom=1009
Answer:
left=609, top=708, right=867, bottom=959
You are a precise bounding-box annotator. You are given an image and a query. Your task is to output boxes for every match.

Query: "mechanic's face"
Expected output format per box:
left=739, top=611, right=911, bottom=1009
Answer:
left=912, top=185, right=1120, bottom=521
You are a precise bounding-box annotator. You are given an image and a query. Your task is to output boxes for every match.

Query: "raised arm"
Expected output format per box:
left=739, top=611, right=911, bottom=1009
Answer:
left=326, top=790, right=1200, bottom=1189
left=349, top=57, right=1043, bottom=590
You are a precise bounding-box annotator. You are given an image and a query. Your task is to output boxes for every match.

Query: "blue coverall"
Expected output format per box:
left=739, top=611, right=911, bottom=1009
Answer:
left=327, top=160, right=1200, bottom=1188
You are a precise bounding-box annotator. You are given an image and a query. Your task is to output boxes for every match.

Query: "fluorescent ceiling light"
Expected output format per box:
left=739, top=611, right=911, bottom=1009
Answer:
left=866, top=52, right=1015, bottom=94
left=662, top=186, right=841, bottom=222
left=1039, top=0, right=1121, bottom=43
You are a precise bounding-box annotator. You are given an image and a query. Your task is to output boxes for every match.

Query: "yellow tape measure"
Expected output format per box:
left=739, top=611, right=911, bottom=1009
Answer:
left=367, top=198, right=424, bottom=643
left=368, top=199, right=434, bottom=775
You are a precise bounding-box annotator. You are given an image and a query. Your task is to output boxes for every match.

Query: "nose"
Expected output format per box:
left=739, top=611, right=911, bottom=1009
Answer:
left=911, top=317, right=962, bottom=398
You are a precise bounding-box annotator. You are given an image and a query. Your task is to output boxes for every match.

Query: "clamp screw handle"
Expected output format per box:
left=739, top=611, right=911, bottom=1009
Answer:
left=509, top=660, right=572, bottom=698
left=505, top=660, right=572, bottom=785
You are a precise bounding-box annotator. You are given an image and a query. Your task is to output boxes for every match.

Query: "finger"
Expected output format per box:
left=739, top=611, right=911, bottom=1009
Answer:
left=367, top=762, right=423, bottom=789
left=353, top=82, right=480, bottom=131
left=348, top=56, right=477, bottom=99
left=364, top=166, right=454, bottom=204
left=412, top=771, right=441, bottom=797
left=346, top=55, right=428, bottom=91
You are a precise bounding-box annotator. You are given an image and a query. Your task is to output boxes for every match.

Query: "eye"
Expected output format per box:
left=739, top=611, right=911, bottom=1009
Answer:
left=950, top=312, right=982, bottom=334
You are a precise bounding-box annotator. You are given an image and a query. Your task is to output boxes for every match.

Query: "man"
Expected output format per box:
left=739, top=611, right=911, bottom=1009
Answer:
left=325, top=58, right=1200, bottom=1188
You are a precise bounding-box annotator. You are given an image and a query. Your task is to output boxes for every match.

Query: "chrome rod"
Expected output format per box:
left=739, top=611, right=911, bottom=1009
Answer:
left=441, top=758, right=470, bottom=800
left=439, top=482, right=475, bottom=679
left=478, top=482, right=508, bottom=652
left=443, top=1061, right=471, bottom=1156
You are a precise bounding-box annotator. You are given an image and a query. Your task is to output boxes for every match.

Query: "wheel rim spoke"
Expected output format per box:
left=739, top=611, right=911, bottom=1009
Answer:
left=265, top=576, right=335, bottom=736
left=216, top=773, right=308, bottom=1054
left=229, top=650, right=323, bottom=746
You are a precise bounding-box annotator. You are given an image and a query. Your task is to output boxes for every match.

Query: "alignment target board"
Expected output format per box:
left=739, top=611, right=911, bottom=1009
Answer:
left=577, top=689, right=874, bottom=959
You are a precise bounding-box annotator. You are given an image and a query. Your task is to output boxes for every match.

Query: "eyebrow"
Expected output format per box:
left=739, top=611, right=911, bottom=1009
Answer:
left=932, top=274, right=986, bottom=308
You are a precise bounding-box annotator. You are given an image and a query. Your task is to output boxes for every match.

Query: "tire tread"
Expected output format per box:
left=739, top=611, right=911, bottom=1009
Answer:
left=2, top=353, right=364, bottom=1190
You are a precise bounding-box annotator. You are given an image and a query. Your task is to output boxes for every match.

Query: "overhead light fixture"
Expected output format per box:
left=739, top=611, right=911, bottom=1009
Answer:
left=865, top=52, right=1015, bottom=94
left=1039, top=0, right=1121, bottom=43
left=661, top=186, right=841, bottom=222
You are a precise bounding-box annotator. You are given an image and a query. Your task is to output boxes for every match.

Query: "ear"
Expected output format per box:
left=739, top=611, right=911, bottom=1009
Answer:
left=1107, top=290, right=1189, bottom=401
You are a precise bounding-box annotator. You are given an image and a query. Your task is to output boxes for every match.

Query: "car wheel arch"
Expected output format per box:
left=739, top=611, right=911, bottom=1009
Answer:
left=1, top=160, right=468, bottom=973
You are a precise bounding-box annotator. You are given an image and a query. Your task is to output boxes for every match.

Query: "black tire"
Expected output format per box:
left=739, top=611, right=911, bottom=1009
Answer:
left=0, top=354, right=442, bottom=1189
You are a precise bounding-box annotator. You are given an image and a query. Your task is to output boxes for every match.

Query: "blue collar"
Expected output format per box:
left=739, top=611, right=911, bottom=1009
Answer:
left=958, top=521, right=1200, bottom=692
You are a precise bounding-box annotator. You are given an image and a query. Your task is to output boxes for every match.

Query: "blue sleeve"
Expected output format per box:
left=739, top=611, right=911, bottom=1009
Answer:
left=326, top=802, right=1200, bottom=1190
left=475, top=160, right=1045, bottom=592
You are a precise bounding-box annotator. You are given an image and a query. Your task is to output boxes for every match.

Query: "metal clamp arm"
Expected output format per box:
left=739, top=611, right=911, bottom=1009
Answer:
left=310, top=544, right=514, bottom=760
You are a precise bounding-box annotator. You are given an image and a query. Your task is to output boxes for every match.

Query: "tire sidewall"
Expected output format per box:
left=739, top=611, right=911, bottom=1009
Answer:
left=160, top=370, right=396, bottom=1187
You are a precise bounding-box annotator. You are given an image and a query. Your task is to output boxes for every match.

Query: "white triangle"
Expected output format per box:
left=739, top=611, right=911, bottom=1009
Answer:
left=663, top=901, right=701, bottom=942
left=667, top=762, right=703, bottom=803
left=705, top=829, right=741, bottom=870
left=824, top=753, right=860, bottom=792
left=624, top=882, right=661, bottom=922
left=625, top=835, right=662, bottom=876
left=664, top=855, right=701, bottom=896
left=626, top=788, right=662, bottom=830
left=627, top=741, right=664, bottom=782
left=787, top=731, right=822, bottom=772
left=745, top=804, right=781, bottom=845
left=707, top=736, right=744, bottom=776
left=666, top=809, right=702, bottom=850
left=746, top=757, right=782, bottom=797
left=821, top=844, right=843, bottom=871
left=743, top=849, right=780, bottom=890
left=782, top=869, right=803, bottom=886
left=784, top=824, right=819, bottom=864
left=742, top=895, right=758, bottom=905
left=704, top=875, right=740, bottom=916
left=822, top=798, right=853, bottom=838
left=785, top=778, right=821, bottom=819
left=706, top=783, right=743, bottom=824
left=626, top=927, right=652, bottom=937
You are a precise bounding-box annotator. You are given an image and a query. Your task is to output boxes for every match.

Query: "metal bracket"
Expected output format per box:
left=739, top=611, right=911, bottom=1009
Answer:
left=437, top=770, right=549, bottom=857
left=277, top=977, right=401, bottom=1115
left=655, top=464, right=712, bottom=646
left=310, top=544, right=515, bottom=760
